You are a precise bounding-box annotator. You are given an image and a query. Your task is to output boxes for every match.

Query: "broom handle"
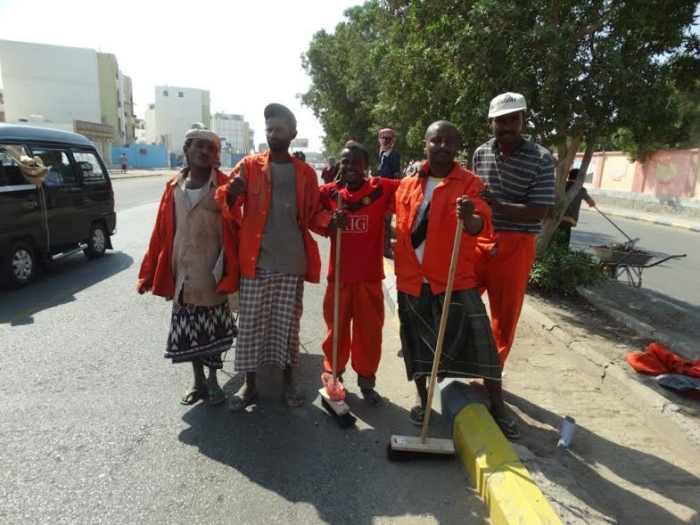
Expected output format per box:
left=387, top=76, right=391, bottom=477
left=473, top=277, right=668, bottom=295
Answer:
left=331, top=192, right=343, bottom=380
left=421, top=217, right=464, bottom=444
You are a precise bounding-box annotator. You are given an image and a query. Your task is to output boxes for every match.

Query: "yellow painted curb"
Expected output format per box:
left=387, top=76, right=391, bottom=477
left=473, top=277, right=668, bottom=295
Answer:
left=670, top=222, right=692, bottom=230
left=454, top=404, right=562, bottom=525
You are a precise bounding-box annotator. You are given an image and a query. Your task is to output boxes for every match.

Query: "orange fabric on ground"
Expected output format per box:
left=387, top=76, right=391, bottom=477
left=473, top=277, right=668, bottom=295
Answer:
left=321, top=281, right=384, bottom=380
left=627, top=342, right=700, bottom=378
left=475, top=231, right=536, bottom=366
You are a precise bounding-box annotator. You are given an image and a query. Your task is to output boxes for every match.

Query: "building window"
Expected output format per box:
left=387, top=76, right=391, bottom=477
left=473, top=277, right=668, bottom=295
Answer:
left=163, top=90, right=169, bottom=97
left=178, top=91, right=184, bottom=98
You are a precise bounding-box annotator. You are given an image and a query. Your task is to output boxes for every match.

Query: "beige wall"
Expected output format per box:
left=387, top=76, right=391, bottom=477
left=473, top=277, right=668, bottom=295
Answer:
left=97, top=53, right=122, bottom=146
left=598, top=152, right=637, bottom=192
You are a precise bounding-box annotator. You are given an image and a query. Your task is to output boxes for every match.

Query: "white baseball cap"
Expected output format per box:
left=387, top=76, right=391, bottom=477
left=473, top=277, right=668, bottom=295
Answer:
left=488, top=92, right=527, bottom=118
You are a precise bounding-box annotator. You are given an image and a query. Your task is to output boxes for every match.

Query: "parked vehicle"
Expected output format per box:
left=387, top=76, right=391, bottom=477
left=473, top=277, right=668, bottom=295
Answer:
left=0, top=124, right=116, bottom=286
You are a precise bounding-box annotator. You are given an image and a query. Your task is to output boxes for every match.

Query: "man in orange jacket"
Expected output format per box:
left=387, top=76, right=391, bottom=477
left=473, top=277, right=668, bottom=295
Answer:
left=394, top=120, right=518, bottom=439
left=218, top=103, right=332, bottom=410
left=137, top=128, right=239, bottom=406
left=472, top=93, right=556, bottom=368
left=318, top=141, right=400, bottom=406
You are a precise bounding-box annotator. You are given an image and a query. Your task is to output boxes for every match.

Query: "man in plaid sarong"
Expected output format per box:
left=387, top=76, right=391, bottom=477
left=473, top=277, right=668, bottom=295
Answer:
left=393, top=120, right=519, bottom=439
left=218, top=103, right=331, bottom=410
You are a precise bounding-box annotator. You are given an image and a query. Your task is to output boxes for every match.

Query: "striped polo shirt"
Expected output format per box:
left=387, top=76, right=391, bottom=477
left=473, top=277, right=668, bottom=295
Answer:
left=472, top=138, right=555, bottom=233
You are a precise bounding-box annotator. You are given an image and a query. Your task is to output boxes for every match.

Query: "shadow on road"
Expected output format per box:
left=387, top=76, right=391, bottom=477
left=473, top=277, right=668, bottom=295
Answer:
left=0, top=251, right=134, bottom=326
left=178, top=354, right=485, bottom=525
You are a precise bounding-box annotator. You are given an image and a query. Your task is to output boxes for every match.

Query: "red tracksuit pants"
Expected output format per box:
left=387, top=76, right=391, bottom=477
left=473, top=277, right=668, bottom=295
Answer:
left=475, top=231, right=536, bottom=367
left=322, top=281, right=384, bottom=389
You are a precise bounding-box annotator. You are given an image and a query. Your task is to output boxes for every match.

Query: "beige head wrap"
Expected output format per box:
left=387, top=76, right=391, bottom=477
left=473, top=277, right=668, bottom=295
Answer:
left=185, top=127, right=221, bottom=151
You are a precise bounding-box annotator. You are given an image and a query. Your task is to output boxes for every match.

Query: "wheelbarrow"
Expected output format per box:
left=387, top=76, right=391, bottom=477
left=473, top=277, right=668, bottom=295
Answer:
left=591, top=207, right=687, bottom=288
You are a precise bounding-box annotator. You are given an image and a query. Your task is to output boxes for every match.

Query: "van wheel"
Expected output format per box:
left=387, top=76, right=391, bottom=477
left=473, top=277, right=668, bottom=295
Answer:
left=6, top=240, right=36, bottom=287
left=84, top=222, right=107, bottom=259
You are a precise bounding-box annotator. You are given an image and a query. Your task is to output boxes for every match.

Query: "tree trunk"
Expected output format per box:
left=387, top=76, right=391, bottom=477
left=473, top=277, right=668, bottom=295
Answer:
left=536, top=137, right=596, bottom=254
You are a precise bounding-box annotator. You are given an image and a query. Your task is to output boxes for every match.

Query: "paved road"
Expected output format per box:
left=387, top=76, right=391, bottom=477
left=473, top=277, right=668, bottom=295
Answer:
left=573, top=209, right=700, bottom=313
left=0, top=177, right=482, bottom=525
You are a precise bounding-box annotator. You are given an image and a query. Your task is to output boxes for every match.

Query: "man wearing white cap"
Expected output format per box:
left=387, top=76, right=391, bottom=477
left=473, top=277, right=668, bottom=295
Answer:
left=472, top=92, right=555, bottom=368
left=137, top=127, right=240, bottom=406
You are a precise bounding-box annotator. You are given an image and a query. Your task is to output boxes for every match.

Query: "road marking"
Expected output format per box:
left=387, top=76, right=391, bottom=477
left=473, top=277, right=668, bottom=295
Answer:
left=671, top=222, right=693, bottom=230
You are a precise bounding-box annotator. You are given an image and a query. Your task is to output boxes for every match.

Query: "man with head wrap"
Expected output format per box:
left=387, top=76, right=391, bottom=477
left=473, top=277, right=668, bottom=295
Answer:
left=137, top=127, right=239, bottom=407
left=217, top=103, right=332, bottom=410
left=376, top=128, right=401, bottom=257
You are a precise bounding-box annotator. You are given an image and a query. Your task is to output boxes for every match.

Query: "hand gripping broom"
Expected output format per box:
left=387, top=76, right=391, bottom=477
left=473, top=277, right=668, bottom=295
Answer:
left=319, top=191, right=356, bottom=428
left=387, top=219, right=463, bottom=460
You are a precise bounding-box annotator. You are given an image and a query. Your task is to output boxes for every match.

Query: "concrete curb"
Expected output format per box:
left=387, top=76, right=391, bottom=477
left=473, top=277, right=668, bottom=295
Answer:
left=110, top=171, right=173, bottom=181
left=577, top=287, right=698, bottom=362
left=520, top=302, right=700, bottom=451
left=582, top=207, right=700, bottom=233
left=381, top=258, right=562, bottom=524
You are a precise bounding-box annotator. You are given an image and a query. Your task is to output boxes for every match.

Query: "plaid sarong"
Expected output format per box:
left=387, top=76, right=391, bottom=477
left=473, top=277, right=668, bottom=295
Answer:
left=398, top=285, right=501, bottom=381
left=234, top=269, right=304, bottom=372
left=165, top=300, right=236, bottom=369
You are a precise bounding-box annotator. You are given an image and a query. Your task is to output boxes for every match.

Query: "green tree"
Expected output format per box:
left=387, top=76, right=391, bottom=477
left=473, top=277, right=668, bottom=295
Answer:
left=302, top=1, right=698, bottom=250
left=300, top=2, right=391, bottom=162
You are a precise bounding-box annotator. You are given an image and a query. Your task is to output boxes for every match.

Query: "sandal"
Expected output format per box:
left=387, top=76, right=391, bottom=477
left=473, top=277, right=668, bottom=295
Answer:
left=229, top=385, right=257, bottom=411
left=361, top=388, right=385, bottom=407
left=180, top=387, right=206, bottom=406
left=495, top=417, right=520, bottom=440
left=207, top=385, right=226, bottom=406
left=284, top=389, right=305, bottom=408
left=409, top=406, right=426, bottom=426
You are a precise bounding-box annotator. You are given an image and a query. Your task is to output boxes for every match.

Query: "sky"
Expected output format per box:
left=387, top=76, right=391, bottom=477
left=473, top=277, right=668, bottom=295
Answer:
left=0, top=0, right=363, bottom=151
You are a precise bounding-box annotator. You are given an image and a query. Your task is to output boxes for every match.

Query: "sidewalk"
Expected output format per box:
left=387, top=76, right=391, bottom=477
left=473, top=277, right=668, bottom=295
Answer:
left=579, top=281, right=700, bottom=361
left=582, top=203, right=700, bottom=233
left=381, top=257, right=700, bottom=524
left=109, top=168, right=174, bottom=180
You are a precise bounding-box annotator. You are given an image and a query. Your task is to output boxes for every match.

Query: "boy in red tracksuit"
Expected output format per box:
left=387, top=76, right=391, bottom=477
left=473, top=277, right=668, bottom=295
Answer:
left=318, top=141, right=400, bottom=406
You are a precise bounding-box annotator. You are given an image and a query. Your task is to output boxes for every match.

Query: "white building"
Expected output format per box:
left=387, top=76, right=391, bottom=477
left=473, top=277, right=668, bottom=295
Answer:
left=0, top=39, right=132, bottom=163
left=134, top=118, right=147, bottom=143
left=152, top=86, right=211, bottom=150
left=0, top=40, right=101, bottom=126
left=0, top=89, right=4, bottom=122
left=211, top=112, right=251, bottom=154
left=144, top=104, right=157, bottom=144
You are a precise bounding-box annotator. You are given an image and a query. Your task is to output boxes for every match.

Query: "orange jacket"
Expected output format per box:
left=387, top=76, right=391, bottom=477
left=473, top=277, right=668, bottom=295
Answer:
left=215, top=151, right=331, bottom=283
left=394, top=162, right=493, bottom=296
left=137, top=170, right=240, bottom=298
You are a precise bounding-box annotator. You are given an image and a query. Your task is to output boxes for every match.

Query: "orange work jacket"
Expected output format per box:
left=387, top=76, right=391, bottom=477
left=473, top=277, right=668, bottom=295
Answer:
left=137, top=170, right=240, bottom=298
left=215, top=151, right=331, bottom=283
left=394, top=162, right=493, bottom=296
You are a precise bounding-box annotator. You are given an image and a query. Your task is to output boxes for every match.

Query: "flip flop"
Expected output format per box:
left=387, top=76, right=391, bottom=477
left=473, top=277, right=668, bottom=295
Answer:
left=207, top=385, right=226, bottom=406
left=495, top=417, right=520, bottom=440
left=284, top=389, right=305, bottom=408
left=361, top=389, right=386, bottom=407
left=229, top=388, right=256, bottom=411
left=180, top=387, right=205, bottom=406
left=409, top=406, right=426, bottom=426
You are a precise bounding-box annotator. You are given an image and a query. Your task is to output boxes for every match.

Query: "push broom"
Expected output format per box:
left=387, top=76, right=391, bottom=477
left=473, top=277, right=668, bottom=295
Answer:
left=387, top=218, right=463, bottom=461
left=319, top=192, right=356, bottom=429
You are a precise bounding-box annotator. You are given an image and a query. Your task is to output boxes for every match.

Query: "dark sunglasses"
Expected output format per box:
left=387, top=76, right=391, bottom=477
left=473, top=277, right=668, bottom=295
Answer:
left=380, top=136, right=392, bottom=141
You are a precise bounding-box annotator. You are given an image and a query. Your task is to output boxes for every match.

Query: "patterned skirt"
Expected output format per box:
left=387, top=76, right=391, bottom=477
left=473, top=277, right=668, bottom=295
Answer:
left=165, top=300, right=237, bottom=369
left=398, top=285, right=501, bottom=381
left=234, top=269, right=304, bottom=372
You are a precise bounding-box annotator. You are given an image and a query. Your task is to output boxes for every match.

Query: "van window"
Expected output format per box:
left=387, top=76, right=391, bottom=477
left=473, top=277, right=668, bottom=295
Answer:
left=0, top=144, right=32, bottom=186
left=73, top=151, right=107, bottom=184
left=32, top=149, right=78, bottom=186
